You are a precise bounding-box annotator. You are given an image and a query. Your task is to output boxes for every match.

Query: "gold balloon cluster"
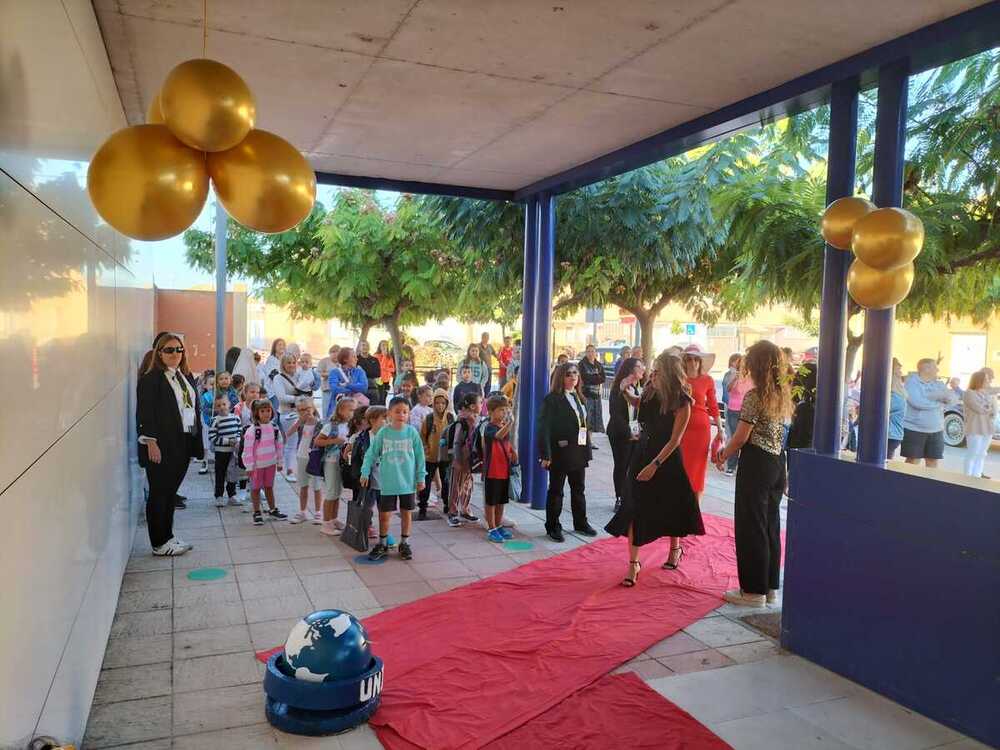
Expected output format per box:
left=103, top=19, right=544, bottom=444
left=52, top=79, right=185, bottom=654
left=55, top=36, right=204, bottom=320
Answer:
left=820, top=197, right=924, bottom=310
left=88, top=59, right=316, bottom=240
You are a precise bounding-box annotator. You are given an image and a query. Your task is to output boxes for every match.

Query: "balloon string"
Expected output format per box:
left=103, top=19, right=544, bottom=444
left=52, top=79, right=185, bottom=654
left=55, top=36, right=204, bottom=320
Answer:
left=202, top=0, right=208, bottom=56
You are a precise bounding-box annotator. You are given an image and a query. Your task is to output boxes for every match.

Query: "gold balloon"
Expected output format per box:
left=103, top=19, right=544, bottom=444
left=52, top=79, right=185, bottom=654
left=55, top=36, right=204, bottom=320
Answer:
left=851, top=207, right=924, bottom=271
left=208, top=129, right=316, bottom=234
left=147, top=92, right=165, bottom=124
left=821, top=196, right=876, bottom=250
left=87, top=125, right=209, bottom=241
left=847, top=258, right=914, bottom=310
left=160, top=58, right=256, bottom=152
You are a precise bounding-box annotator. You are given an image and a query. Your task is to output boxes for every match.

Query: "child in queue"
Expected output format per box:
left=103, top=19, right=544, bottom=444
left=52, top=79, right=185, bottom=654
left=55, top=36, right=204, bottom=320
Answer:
left=418, top=389, right=453, bottom=519
left=360, top=397, right=425, bottom=561
left=482, top=395, right=516, bottom=542
left=315, top=397, right=357, bottom=536
left=287, top=396, right=323, bottom=524
left=447, top=393, right=482, bottom=528
left=235, top=382, right=261, bottom=428
left=348, top=405, right=381, bottom=541
left=409, top=385, right=434, bottom=429
left=198, top=371, right=215, bottom=474
left=216, top=370, right=239, bottom=408
left=209, top=393, right=244, bottom=508
left=242, top=399, right=288, bottom=525
left=452, top=364, right=483, bottom=409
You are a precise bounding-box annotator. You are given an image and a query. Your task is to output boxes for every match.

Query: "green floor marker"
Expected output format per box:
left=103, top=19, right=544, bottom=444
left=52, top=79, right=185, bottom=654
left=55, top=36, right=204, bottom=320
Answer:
left=504, top=540, right=534, bottom=552
left=187, top=567, right=228, bottom=581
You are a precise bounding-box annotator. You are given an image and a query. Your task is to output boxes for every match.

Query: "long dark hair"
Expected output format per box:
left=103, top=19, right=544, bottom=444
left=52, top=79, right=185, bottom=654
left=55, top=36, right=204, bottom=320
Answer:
left=610, top=357, right=644, bottom=394
left=549, top=362, right=583, bottom=399
left=642, top=351, right=688, bottom=414
left=144, top=334, right=192, bottom=377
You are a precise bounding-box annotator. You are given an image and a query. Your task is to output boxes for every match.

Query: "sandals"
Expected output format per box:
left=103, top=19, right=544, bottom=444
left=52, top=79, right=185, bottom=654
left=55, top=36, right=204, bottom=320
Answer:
left=622, top=559, right=641, bottom=587
left=662, top=546, right=684, bottom=570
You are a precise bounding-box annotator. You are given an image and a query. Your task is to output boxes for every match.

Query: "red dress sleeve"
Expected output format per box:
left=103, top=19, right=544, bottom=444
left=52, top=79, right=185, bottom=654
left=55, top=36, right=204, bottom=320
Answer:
left=704, top=375, right=720, bottom=420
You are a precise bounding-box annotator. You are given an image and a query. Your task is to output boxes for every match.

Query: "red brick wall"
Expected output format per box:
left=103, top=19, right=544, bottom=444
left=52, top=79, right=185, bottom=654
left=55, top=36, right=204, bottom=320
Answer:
left=154, top=289, right=237, bottom=375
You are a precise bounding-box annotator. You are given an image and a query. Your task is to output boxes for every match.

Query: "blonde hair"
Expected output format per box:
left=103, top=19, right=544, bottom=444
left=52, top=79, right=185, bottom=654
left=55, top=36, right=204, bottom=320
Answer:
left=743, top=341, right=793, bottom=421
left=331, top=397, right=357, bottom=425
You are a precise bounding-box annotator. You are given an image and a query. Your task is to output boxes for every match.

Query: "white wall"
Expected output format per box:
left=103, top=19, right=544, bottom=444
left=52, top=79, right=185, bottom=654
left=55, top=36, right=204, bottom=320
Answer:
left=0, top=2, right=154, bottom=747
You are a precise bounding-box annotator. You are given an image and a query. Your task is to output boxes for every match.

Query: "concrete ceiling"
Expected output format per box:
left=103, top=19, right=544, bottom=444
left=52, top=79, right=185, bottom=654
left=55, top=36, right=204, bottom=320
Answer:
left=94, top=0, right=986, bottom=192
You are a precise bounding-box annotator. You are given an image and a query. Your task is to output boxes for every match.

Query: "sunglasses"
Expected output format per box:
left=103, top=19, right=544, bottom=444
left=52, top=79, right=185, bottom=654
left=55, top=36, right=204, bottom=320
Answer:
left=160, top=346, right=185, bottom=354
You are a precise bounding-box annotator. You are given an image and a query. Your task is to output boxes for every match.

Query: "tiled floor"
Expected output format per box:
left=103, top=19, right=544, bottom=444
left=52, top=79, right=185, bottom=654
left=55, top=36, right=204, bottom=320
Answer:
left=84, top=435, right=987, bottom=750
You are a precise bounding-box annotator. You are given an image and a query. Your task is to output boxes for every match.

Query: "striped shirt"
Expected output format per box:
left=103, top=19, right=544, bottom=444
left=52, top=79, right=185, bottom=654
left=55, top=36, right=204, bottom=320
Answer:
left=209, top=414, right=242, bottom=452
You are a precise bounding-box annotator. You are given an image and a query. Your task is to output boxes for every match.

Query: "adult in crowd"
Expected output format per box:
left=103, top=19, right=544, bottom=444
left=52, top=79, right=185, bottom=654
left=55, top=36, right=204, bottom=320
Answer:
left=260, top=338, right=286, bottom=407
left=272, top=353, right=308, bottom=481
left=374, top=340, right=396, bottom=396
left=537, top=362, right=597, bottom=542
left=497, top=336, right=514, bottom=387
left=508, top=340, right=522, bottom=383
left=327, top=346, right=370, bottom=417
left=613, top=345, right=633, bottom=373
left=578, top=344, right=606, bottom=434
left=136, top=333, right=202, bottom=556
left=356, top=339, right=383, bottom=404
left=316, top=345, right=341, bottom=419
left=606, top=357, right=645, bottom=512
left=948, top=376, right=965, bottom=399
left=461, top=343, right=491, bottom=392
left=723, top=360, right=751, bottom=476
left=605, top=350, right=702, bottom=585
left=479, top=331, right=497, bottom=393
left=887, top=358, right=908, bottom=459
left=715, top=340, right=792, bottom=607
left=679, top=344, right=722, bottom=501
left=962, top=369, right=995, bottom=478
left=231, top=347, right=260, bottom=391
left=140, top=332, right=189, bottom=508
left=902, top=358, right=957, bottom=468
left=721, top=353, right=741, bottom=422
left=224, top=346, right=242, bottom=376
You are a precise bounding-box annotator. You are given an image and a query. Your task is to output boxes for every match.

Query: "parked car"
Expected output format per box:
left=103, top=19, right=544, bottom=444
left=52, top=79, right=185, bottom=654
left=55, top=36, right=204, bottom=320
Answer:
left=942, top=402, right=1000, bottom=447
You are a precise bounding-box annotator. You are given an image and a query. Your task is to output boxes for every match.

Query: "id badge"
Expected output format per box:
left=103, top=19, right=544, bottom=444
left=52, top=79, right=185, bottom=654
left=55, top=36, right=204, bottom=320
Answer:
left=182, top=406, right=196, bottom=431
left=578, top=427, right=588, bottom=446
left=629, top=420, right=641, bottom=438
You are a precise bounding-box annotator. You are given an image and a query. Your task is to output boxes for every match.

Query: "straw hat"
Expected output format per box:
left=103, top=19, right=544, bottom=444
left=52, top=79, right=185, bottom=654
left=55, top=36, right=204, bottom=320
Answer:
left=681, top=344, right=716, bottom=371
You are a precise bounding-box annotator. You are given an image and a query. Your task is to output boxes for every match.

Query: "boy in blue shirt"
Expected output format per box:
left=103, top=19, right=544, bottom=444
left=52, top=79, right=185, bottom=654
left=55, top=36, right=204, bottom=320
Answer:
left=360, top=397, right=426, bottom=560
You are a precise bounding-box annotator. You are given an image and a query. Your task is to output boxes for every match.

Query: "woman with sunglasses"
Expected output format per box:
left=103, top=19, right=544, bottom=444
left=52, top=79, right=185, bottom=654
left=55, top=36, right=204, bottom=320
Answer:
left=136, top=334, right=204, bottom=556
left=537, top=362, right=597, bottom=542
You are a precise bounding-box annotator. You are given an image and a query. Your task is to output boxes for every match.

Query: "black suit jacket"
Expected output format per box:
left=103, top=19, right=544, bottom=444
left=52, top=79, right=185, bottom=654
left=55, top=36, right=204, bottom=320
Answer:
left=537, top=390, right=592, bottom=471
left=137, top=369, right=204, bottom=468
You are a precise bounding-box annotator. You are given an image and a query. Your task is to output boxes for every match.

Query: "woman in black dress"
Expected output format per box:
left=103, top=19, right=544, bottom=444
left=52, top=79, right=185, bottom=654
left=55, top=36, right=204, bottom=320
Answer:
left=537, top=362, right=597, bottom=542
left=605, top=350, right=704, bottom=586
left=606, top=357, right=646, bottom=512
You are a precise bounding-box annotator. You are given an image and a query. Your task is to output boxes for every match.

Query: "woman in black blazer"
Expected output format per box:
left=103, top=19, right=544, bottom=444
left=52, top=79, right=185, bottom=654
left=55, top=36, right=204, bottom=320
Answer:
left=537, top=362, right=597, bottom=542
left=606, top=357, right=646, bottom=512
left=137, top=334, right=204, bottom=556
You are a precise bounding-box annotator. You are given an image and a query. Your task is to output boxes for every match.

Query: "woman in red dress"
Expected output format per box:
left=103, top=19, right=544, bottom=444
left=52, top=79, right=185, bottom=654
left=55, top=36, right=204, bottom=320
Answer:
left=680, top=344, right=723, bottom=500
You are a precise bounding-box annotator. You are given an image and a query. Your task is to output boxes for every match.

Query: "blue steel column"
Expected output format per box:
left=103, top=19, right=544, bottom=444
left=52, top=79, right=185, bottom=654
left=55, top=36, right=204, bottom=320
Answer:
left=517, top=197, right=540, bottom=503
left=530, top=193, right=556, bottom=510
left=214, top=201, right=228, bottom=374
left=813, top=77, right=860, bottom=455
left=858, top=60, right=909, bottom=465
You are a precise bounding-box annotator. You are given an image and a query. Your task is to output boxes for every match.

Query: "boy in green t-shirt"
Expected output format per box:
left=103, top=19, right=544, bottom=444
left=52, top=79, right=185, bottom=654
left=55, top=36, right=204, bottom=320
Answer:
left=360, top=396, right=426, bottom=560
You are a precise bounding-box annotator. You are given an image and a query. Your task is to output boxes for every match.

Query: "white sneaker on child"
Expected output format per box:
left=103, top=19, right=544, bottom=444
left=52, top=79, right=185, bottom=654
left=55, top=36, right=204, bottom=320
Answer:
left=319, top=520, right=338, bottom=537
left=310, top=511, right=323, bottom=525
left=289, top=511, right=308, bottom=524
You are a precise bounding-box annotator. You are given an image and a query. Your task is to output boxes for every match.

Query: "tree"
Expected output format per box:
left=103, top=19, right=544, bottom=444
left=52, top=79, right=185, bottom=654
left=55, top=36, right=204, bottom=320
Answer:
left=425, top=137, right=753, bottom=360
left=718, top=49, right=1000, bottom=375
left=184, top=190, right=461, bottom=370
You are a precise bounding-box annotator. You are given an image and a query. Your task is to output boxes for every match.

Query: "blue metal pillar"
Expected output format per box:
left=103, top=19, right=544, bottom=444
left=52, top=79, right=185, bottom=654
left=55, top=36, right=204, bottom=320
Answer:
left=517, top=197, right=540, bottom=503
left=530, top=193, right=555, bottom=509
left=214, top=201, right=228, bottom=374
left=813, top=77, right=860, bottom=455
left=857, top=60, right=909, bottom=465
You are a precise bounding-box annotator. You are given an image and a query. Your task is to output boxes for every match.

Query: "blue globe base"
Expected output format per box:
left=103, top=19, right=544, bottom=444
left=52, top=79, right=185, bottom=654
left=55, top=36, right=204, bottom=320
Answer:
left=265, top=693, right=380, bottom=736
left=265, top=654, right=384, bottom=711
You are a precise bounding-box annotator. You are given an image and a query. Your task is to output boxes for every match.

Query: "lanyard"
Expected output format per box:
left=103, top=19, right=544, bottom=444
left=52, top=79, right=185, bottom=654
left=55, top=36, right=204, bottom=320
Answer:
left=567, top=392, right=585, bottom=428
left=171, top=372, right=193, bottom=408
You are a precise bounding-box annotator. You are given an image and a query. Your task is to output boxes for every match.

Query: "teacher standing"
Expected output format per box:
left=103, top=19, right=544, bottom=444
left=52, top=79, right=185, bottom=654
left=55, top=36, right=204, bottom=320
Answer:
left=137, top=334, right=203, bottom=556
left=605, top=350, right=703, bottom=585
left=538, top=362, right=597, bottom=542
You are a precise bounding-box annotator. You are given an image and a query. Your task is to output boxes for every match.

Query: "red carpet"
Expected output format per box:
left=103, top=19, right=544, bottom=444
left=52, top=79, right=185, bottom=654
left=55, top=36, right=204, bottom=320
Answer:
left=484, top=672, right=730, bottom=750
left=365, top=514, right=740, bottom=750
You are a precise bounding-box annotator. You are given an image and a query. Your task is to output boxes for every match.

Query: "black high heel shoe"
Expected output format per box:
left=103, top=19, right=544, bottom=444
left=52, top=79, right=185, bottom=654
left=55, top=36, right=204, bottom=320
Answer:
left=662, top=546, right=684, bottom=570
left=622, top=559, right=641, bottom=587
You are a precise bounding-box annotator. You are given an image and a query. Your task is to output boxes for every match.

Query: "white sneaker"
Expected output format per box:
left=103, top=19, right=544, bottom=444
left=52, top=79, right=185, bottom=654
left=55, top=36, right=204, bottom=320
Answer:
left=227, top=496, right=245, bottom=508
left=724, top=589, right=767, bottom=607
left=172, top=537, right=194, bottom=550
left=152, top=539, right=188, bottom=556
left=286, top=471, right=297, bottom=482
left=310, top=512, right=323, bottom=525
left=319, top=520, right=338, bottom=536
left=214, top=496, right=226, bottom=507
left=766, top=589, right=779, bottom=604
left=289, top=510, right=308, bottom=524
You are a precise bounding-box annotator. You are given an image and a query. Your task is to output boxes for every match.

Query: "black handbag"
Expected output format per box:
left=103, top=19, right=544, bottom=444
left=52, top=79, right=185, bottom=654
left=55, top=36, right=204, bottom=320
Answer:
left=341, top=493, right=372, bottom=552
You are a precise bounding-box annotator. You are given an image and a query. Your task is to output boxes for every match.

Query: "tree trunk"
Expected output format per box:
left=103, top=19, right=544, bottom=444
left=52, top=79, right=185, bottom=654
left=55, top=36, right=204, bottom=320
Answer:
left=358, top=321, right=372, bottom=348
left=385, top=313, right=404, bottom=374
left=636, top=311, right=654, bottom=363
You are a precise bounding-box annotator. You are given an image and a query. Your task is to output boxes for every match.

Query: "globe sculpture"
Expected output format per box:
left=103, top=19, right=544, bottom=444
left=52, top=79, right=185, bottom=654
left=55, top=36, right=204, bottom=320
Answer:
left=264, top=609, right=384, bottom=736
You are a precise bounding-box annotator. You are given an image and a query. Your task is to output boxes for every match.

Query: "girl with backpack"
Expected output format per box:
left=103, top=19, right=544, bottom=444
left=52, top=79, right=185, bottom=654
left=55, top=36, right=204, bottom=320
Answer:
left=242, top=399, right=288, bottom=525
left=314, top=397, right=358, bottom=536
left=446, top=393, right=483, bottom=528
left=418, top=389, right=453, bottom=520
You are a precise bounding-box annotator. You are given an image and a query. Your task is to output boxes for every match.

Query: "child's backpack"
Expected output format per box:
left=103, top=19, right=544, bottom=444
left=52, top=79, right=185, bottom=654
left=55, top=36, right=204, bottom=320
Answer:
left=468, top=417, right=487, bottom=474
left=345, top=430, right=371, bottom=490
left=236, top=426, right=249, bottom=469
left=424, top=412, right=454, bottom=451
left=439, top=419, right=462, bottom=462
